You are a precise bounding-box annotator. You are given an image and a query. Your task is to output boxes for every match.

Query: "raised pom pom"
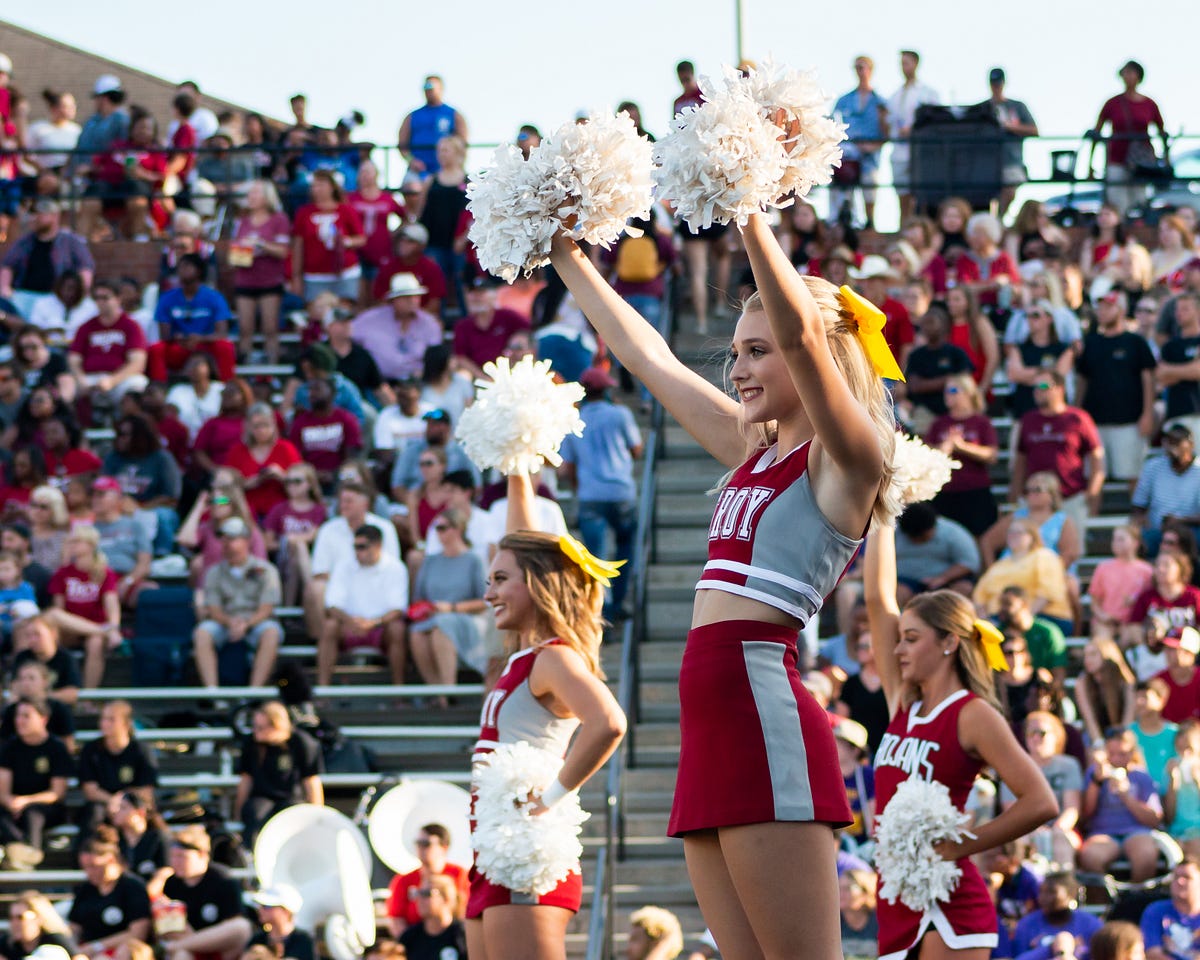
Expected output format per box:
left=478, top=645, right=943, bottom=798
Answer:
left=874, top=778, right=974, bottom=913
left=889, top=433, right=960, bottom=507
left=472, top=741, right=590, bottom=896
left=455, top=356, right=585, bottom=476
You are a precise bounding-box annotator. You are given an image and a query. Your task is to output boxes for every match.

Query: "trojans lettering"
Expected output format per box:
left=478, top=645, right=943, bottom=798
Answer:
left=874, top=732, right=940, bottom=781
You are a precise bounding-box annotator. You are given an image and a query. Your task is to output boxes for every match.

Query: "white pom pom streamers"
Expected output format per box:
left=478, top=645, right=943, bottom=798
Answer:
left=889, top=433, right=960, bottom=507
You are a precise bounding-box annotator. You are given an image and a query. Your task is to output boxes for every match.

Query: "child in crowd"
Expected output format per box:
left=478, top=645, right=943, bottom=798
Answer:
left=1133, top=677, right=1179, bottom=794
left=0, top=549, right=35, bottom=649
left=1164, top=720, right=1200, bottom=860
left=833, top=718, right=874, bottom=852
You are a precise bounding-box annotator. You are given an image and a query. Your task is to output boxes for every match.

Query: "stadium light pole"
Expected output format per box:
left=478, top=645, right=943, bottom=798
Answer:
left=735, top=0, right=745, bottom=65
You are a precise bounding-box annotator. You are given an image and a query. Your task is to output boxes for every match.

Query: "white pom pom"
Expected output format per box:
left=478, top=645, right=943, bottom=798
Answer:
left=889, top=433, right=960, bottom=506
left=472, top=741, right=590, bottom=896
left=874, top=778, right=974, bottom=913
left=455, top=356, right=585, bottom=476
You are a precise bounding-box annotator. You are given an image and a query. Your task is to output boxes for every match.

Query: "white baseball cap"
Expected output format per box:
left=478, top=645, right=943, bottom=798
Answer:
left=93, top=74, right=122, bottom=96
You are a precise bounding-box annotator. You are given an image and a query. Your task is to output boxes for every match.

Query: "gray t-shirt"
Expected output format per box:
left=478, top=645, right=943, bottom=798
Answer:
left=413, top=551, right=486, bottom=605
left=1001, top=752, right=1082, bottom=811
left=94, top=515, right=152, bottom=575
left=895, top=517, right=981, bottom=583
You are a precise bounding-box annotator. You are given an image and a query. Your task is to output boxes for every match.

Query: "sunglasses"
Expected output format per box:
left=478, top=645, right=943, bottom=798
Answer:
left=1027, top=728, right=1053, bottom=738
left=353, top=542, right=371, bottom=552
left=29, top=502, right=49, bottom=509
left=1034, top=381, right=1053, bottom=391
left=212, top=495, right=232, bottom=507
left=1025, top=485, right=1049, bottom=494
left=944, top=385, right=960, bottom=395
left=1104, top=725, right=1131, bottom=739
left=1027, top=311, right=1047, bottom=319
left=415, top=889, right=434, bottom=897
left=419, top=460, right=438, bottom=467
left=433, top=523, right=451, bottom=532
left=284, top=477, right=307, bottom=486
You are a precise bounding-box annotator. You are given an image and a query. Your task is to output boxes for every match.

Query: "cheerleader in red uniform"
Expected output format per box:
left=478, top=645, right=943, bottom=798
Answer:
left=549, top=212, right=901, bottom=959
left=863, top=525, right=1057, bottom=960
left=465, top=473, right=626, bottom=960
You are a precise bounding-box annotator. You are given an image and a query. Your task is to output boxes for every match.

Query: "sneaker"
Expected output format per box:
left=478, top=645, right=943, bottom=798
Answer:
left=4, top=842, right=43, bottom=870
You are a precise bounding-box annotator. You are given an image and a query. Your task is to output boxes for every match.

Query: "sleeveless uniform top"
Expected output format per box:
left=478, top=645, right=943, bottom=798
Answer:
left=408, top=104, right=458, bottom=173
left=698, top=441, right=863, bottom=626
left=473, top=641, right=580, bottom=766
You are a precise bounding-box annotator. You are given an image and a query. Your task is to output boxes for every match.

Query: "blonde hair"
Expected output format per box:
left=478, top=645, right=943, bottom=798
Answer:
left=842, top=867, right=878, bottom=910
left=255, top=701, right=292, bottom=739
left=67, top=524, right=110, bottom=585
left=496, top=531, right=606, bottom=676
left=30, top=485, right=68, bottom=529
left=1025, top=471, right=1063, bottom=510
left=1007, top=516, right=1045, bottom=550
left=14, top=891, right=70, bottom=935
left=247, top=179, right=282, bottom=214
left=943, top=373, right=984, bottom=414
left=736, top=282, right=899, bottom=526
left=439, top=506, right=471, bottom=546
left=629, top=906, right=684, bottom=959
left=903, top=590, right=1003, bottom=711
left=437, top=134, right=467, bottom=166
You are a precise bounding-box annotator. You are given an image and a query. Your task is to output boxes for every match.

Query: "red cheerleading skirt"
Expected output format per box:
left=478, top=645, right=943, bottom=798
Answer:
left=876, top=858, right=997, bottom=960
left=668, top=619, right=852, bottom=836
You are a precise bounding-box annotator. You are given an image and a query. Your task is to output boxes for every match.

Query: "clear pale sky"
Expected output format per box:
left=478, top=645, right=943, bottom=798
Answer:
left=7, top=1, right=1198, bottom=225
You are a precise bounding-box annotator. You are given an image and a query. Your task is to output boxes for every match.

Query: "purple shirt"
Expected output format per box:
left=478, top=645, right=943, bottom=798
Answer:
left=1141, top=899, right=1200, bottom=960
left=1013, top=910, right=1103, bottom=960
left=1083, top=765, right=1160, bottom=837
left=350, top=305, right=442, bottom=380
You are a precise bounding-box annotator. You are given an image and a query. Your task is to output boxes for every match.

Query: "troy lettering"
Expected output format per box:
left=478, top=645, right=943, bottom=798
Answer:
left=874, top=732, right=940, bottom=781
left=301, top=423, right=345, bottom=451
left=709, top=485, right=774, bottom=541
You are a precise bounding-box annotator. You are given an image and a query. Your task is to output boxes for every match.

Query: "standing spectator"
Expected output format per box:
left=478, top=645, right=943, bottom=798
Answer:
left=673, top=60, right=704, bottom=115
left=925, top=374, right=999, bottom=538
left=1091, top=60, right=1169, bottom=216
left=101, top=414, right=181, bottom=557
left=1131, top=424, right=1200, bottom=557
left=191, top=516, right=282, bottom=690
left=1154, top=627, right=1200, bottom=725
left=165, top=353, right=223, bottom=442
left=1158, top=293, right=1200, bottom=438
left=148, top=254, right=236, bottom=382
left=225, top=403, right=300, bottom=522
left=351, top=273, right=441, bottom=381
left=451, top=275, right=530, bottom=380
left=398, top=874, right=467, bottom=960
left=417, top=136, right=469, bottom=317
left=980, top=68, right=1038, bottom=217
left=1010, top=370, right=1105, bottom=537
left=1077, top=290, right=1158, bottom=481
left=68, top=278, right=149, bottom=412
left=234, top=702, right=322, bottom=845
left=319, top=524, right=408, bottom=687
left=385, top=822, right=470, bottom=937
left=291, top=169, right=365, bottom=302
left=288, top=378, right=361, bottom=493
left=944, top=285, right=998, bottom=390
left=372, top=223, right=447, bottom=313
left=75, top=74, right=128, bottom=165
left=1140, top=859, right=1200, bottom=960
left=90, top=477, right=151, bottom=607
left=832, top=56, right=889, bottom=230
left=397, top=75, right=468, bottom=180
left=605, top=216, right=676, bottom=342
left=901, top=306, right=973, bottom=434
left=0, top=200, right=95, bottom=320
left=558, top=368, right=643, bottom=618
left=171, top=82, right=218, bottom=141
left=348, top=160, right=406, bottom=295
left=262, top=463, right=326, bottom=607
left=26, top=89, right=80, bottom=177
left=230, top=181, right=291, bottom=365
left=885, top=50, right=939, bottom=220
left=68, top=826, right=152, bottom=956
left=0, top=698, right=71, bottom=867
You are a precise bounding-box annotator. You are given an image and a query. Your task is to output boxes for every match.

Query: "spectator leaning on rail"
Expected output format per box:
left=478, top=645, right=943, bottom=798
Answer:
left=191, top=516, right=283, bottom=690
left=0, top=199, right=95, bottom=321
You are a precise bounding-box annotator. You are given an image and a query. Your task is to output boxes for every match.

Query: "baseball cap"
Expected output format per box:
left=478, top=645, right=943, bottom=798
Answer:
left=1164, top=626, right=1200, bottom=656
left=219, top=517, right=249, bottom=539
left=0, top=55, right=12, bottom=76
left=397, top=223, right=429, bottom=245
left=579, top=367, right=616, bottom=391
left=833, top=718, right=869, bottom=752
left=93, top=477, right=123, bottom=494
left=92, top=74, right=122, bottom=97
left=1164, top=422, right=1194, bottom=442
left=252, top=884, right=303, bottom=914
left=989, top=67, right=1005, bottom=84
left=423, top=409, right=451, bottom=423
left=305, top=343, right=337, bottom=373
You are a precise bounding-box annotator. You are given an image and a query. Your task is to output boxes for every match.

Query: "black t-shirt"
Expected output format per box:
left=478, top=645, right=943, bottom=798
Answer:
left=249, top=927, right=316, bottom=960
left=22, top=239, right=56, bottom=293
left=335, top=343, right=382, bottom=394
left=0, top=931, right=74, bottom=960
left=78, top=738, right=158, bottom=795
left=13, top=647, right=81, bottom=692
left=21, top=351, right=70, bottom=393
left=19, top=561, right=52, bottom=608
left=68, top=872, right=151, bottom=941
left=1076, top=331, right=1157, bottom=425
left=904, top=344, right=973, bottom=414
left=419, top=180, right=469, bottom=248
left=837, top=675, right=890, bottom=757
left=1009, top=340, right=1071, bottom=417
left=1161, top=335, right=1200, bottom=419
left=0, top=699, right=74, bottom=741
left=237, top=730, right=323, bottom=804
left=0, top=734, right=73, bottom=796
left=163, top=865, right=243, bottom=931
left=121, top=827, right=172, bottom=882
left=400, top=921, right=468, bottom=960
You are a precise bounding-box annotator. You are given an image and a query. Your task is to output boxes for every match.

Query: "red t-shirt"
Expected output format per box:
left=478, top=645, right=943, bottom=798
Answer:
left=922, top=255, right=949, bottom=294
left=69, top=314, right=147, bottom=374
left=43, top=448, right=103, bottom=488
left=347, top=191, right=406, bottom=267
left=948, top=322, right=988, bottom=384
left=288, top=409, right=362, bottom=474
left=1016, top=407, right=1101, bottom=499
left=1098, top=94, right=1165, bottom=165
left=294, top=203, right=364, bottom=276
left=263, top=501, right=327, bottom=540
left=1152, top=667, right=1200, bottom=724
left=170, top=122, right=197, bottom=178
left=385, top=864, right=470, bottom=926
left=372, top=254, right=448, bottom=307
left=954, top=251, right=1022, bottom=307
left=881, top=297, right=914, bottom=359
left=155, top=415, right=191, bottom=468
left=232, top=212, right=292, bottom=290
left=93, top=140, right=169, bottom=186
left=193, top=415, right=247, bottom=468
left=0, top=484, right=32, bottom=514
left=49, top=563, right=118, bottom=625
left=452, top=309, right=530, bottom=370
left=924, top=414, right=997, bottom=492
left=222, top=439, right=302, bottom=520
left=1128, top=585, right=1200, bottom=629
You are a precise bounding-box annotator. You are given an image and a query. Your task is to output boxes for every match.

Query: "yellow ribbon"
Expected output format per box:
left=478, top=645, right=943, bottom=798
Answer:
left=973, top=619, right=1010, bottom=672
left=557, top=535, right=626, bottom=587
left=836, top=285, right=906, bottom=382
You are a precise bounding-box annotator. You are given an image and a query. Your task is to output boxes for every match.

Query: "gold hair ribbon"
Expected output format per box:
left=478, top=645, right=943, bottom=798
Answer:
left=558, top=535, right=626, bottom=587
left=974, top=618, right=1009, bottom=672
left=837, top=285, right=906, bottom=382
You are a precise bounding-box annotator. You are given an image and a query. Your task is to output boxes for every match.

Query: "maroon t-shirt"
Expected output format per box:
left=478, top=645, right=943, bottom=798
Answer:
left=372, top=254, right=447, bottom=307
left=1152, top=667, right=1200, bottom=724
left=193, top=415, right=246, bottom=467
left=347, top=191, right=406, bottom=267
left=1128, top=585, right=1200, bottom=629
left=452, top=309, right=530, bottom=370
left=1098, top=94, right=1165, bottom=165
left=49, top=563, right=118, bottom=625
left=288, top=409, right=362, bottom=473
left=1016, top=407, right=1101, bottom=499
left=294, top=203, right=364, bottom=275
left=69, top=314, right=147, bottom=374
left=232, top=212, right=291, bottom=290
left=924, top=414, right=998, bottom=491
left=263, top=501, right=328, bottom=539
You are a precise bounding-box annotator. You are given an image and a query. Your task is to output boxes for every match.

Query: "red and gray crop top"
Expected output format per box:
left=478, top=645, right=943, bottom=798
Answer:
left=697, top=441, right=863, bottom=626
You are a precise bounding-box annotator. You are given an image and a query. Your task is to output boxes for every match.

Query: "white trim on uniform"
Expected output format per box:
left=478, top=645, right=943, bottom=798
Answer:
left=694, top=580, right=811, bottom=624
left=907, top=690, right=970, bottom=731
left=702, top=559, right=826, bottom=609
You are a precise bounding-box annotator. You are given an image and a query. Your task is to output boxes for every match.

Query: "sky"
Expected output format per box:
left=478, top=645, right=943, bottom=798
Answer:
left=7, top=1, right=1200, bottom=226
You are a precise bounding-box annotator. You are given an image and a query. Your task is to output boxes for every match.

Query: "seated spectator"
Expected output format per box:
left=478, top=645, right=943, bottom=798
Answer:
left=385, top=822, right=470, bottom=937
left=150, top=825, right=252, bottom=960
left=1010, top=871, right=1102, bottom=960
left=68, top=278, right=149, bottom=416
left=110, top=791, right=171, bottom=883
left=996, top=587, right=1069, bottom=688
left=235, top=702, right=322, bottom=845
left=1128, top=552, right=1200, bottom=648
left=833, top=637, right=888, bottom=756
left=165, top=353, right=223, bottom=442
left=451, top=275, right=530, bottom=381
left=1136, top=679, right=1180, bottom=795
left=28, top=270, right=96, bottom=347
left=349, top=158, right=406, bottom=289
left=230, top=180, right=291, bottom=365
left=191, top=380, right=254, bottom=478
left=1090, top=526, right=1156, bottom=644
left=89, top=477, right=152, bottom=607
left=352, top=273, right=442, bottom=381
left=7, top=386, right=75, bottom=453
left=390, top=409, right=478, bottom=500
left=986, top=839, right=1041, bottom=940
left=39, top=417, right=102, bottom=492
left=263, top=463, right=325, bottom=607
left=247, top=885, right=315, bottom=960
left=288, top=377, right=361, bottom=494
left=87, top=113, right=167, bottom=240
left=372, top=223, right=447, bottom=314
left=148, top=254, right=236, bottom=382
left=838, top=868, right=878, bottom=960
left=48, top=525, right=121, bottom=689
left=974, top=518, right=1073, bottom=634
left=0, top=659, right=73, bottom=748
left=291, top=169, right=365, bottom=302
left=77, top=699, right=155, bottom=838
left=224, top=403, right=301, bottom=522
left=901, top=305, right=974, bottom=434
left=11, top=614, right=81, bottom=704
left=319, top=524, right=408, bottom=687
left=322, top=307, right=384, bottom=407
left=406, top=447, right=450, bottom=550
left=102, top=414, right=181, bottom=557
left=304, top=481, right=399, bottom=640
left=892, top=502, right=980, bottom=604
left=0, top=697, right=72, bottom=867
left=1091, top=922, right=1145, bottom=960
left=956, top=212, right=1021, bottom=309
left=2, top=523, right=51, bottom=606
left=945, top=285, right=999, bottom=388
left=429, top=471, right=498, bottom=570
left=157, top=211, right=217, bottom=296
left=484, top=474, right=568, bottom=540
left=131, top=384, right=189, bottom=469
left=0, top=360, right=23, bottom=435
left=0, top=548, right=36, bottom=645
left=419, top=344, right=474, bottom=427
left=1076, top=637, right=1137, bottom=744
left=398, top=874, right=467, bottom=960
left=287, top=343, right=367, bottom=427
left=1157, top=293, right=1200, bottom=440
left=1140, top=859, right=1200, bottom=960
left=373, top=378, right=432, bottom=466
left=0, top=447, right=48, bottom=520
left=831, top=719, right=874, bottom=848
left=1002, top=712, right=1083, bottom=869
left=1155, top=626, right=1200, bottom=724
left=1078, top=726, right=1163, bottom=882
left=1132, top=424, right=1200, bottom=558
left=408, top=509, right=487, bottom=697
left=192, top=517, right=281, bottom=689
left=0, top=893, right=75, bottom=960
left=13, top=325, right=75, bottom=402
left=176, top=470, right=266, bottom=585
left=0, top=199, right=95, bottom=321
left=924, top=373, right=999, bottom=538
left=69, top=825, right=152, bottom=957
left=1164, top=722, right=1200, bottom=860
left=998, top=631, right=1039, bottom=731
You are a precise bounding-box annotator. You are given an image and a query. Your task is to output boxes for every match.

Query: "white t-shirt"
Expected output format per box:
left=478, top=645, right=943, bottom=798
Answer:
left=166, top=381, right=225, bottom=440
left=420, top=374, right=475, bottom=426
left=29, top=296, right=97, bottom=344
left=168, top=108, right=219, bottom=144
left=487, top=497, right=569, bottom=538
left=425, top=505, right=497, bottom=568
left=26, top=120, right=81, bottom=169
left=324, top=553, right=409, bottom=620
left=886, top=81, right=939, bottom=163
left=372, top=402, right=432, bottom=452
left=311, top=513, right=401, bottom=577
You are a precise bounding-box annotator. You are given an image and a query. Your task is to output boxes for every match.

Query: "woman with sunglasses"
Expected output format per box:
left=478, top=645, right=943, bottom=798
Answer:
left=12, top=326, right=75, bottom=402
left=262, top=463, right=326, bottom=607
left=1005, top=304, right=1075, bottom=419
left=1001, top=711, right=1084, bottom=868
left=407, top=446, right=450, bottom=549
left=982, top=470, right=1081, bottom=574
left=176, top=469, right=266, bottom=585
left=925, top=374, right=999, bottom=539
left=0, top=892, right=75, bottom=960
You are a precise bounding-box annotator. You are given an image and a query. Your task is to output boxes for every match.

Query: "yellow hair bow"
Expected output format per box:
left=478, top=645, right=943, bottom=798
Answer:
left=973, top=619, right=1010, bottom=672
left=837, top=285, right=906, bottom=382
left=558, top=535, right=625, bottom=587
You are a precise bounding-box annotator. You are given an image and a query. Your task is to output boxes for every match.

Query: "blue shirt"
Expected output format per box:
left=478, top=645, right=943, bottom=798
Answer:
left=834, top=89, right=887, bottom=168
left=407, top=104, right=458, bottom=173
left=0, top=582, right=36, bottom=632
left=1132, top=453, right=1200, bottom=531
left=1141, top=899, right=1200, bottom=960
left=154, top=285, right=232, bottom=338
left=559, top=400, right=641, bottom=502
left=77, top=109, right=130, bottom=155
left=1012, top=910, right=1103, bottom=960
